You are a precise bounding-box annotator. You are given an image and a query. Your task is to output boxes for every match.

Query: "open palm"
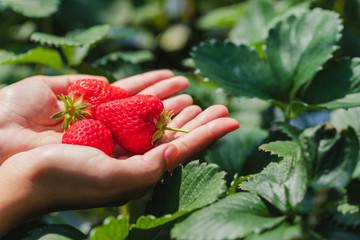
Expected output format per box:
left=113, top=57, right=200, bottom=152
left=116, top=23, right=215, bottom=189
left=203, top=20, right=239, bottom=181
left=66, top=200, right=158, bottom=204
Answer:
left=0, top=70, right=191, bottom=163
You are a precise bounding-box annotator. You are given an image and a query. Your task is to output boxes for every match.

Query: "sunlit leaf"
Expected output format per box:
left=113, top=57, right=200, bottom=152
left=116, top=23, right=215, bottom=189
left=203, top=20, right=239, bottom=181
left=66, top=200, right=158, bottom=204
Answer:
left=171, top=192, right=286, bottom=240
left=0, top=47, right=64, bottom=71
left=266, top=8, right=341, bottom=100
left=259, top=140, right=298, bottom=160
left=31, top=25, right=111, bottom=47
left=0, top=0, right=60, bottom=18
left=88, top=216, right=129, bottom=240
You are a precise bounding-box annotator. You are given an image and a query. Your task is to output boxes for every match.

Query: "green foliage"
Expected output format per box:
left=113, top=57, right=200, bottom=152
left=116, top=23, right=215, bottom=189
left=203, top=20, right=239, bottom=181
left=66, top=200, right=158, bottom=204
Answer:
left=171, top=192, right=286, bottom=240
left=259, top=140, right=299, bottom=159
left=4, top=1, right=360, bottom=239
left=129, top=161, right=226, bottom=239
left=191, top=8, right=360, bottom=121
left=0, top=0, right=60, bottom=18
left=88, top=216, right=129, bottom=240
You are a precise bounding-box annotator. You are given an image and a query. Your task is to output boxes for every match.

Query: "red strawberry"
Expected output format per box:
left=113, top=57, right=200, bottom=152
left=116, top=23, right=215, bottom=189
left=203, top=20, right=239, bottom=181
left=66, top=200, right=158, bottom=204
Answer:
left=96, top=95, right=189, bottom=154
left=68, top=79, right=128, bottom=117
left=51, top=79, right=128, bottom=130
left=62, top=119, right=115, bottom=156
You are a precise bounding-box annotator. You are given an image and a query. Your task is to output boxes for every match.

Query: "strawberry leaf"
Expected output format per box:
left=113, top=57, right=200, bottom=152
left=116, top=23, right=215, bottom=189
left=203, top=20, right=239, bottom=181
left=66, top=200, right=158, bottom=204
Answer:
left=88, top=216, right=129, bottom=240
left=129, top=161, right=226, bottom=239
left=299, top=58, right=360, bottom=109
left=240, top=151, right=307, bottom=214
left=259, top=140, right=299, bottom=160
left=170, top=192, right=286, bottom=240
left=0, top=47, right=64, bottom=71
left=298, top=124, right=359, bottom=191
left=192, top=9, right=342, bottom=104
left=192, top=40, right=276, bottom=100
left=266, top=8, right=341, bottom=100
left=0, top=0, right=60, bottom=18
left=31, top=25, right=111, bottom=47
left=145, top=160, right=226, bottom=216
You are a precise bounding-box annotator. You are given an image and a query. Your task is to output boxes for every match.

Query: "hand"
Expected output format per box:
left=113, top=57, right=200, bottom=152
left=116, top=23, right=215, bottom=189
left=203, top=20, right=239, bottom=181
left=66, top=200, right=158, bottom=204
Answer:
left=0, top=104, right=239, bottom=235
left=0, top=70, right=191, bottom=163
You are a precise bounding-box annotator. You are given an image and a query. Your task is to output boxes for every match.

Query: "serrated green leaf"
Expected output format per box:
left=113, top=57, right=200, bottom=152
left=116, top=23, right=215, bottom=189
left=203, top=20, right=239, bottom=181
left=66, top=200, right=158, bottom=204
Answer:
left=146, top=160, right=227, bottom=216
left=171, top=192, right=286, bottom=240
left=129, top=161, right=226, bottom=239
left=192, top=40, right=277, bottom=100
left=23, top=224, right=85, bottom=240
left=0, top=0, right=60, bottom=18
left=298, top=124, right=359, bottom=190
left=259, top=140, right=299, bottom=159
left=192, top=9, right=342, bottom=104
left=297, top=58, right=360, bottom=111
left=0, top=47, right=64, bottom=71
left=88, top=216, right=129, bottom=240
left=31, top=25, right=111, bottom=47
left=266, top=8, right=341, bottom=100
left=240, top=150, right=307, bottom=214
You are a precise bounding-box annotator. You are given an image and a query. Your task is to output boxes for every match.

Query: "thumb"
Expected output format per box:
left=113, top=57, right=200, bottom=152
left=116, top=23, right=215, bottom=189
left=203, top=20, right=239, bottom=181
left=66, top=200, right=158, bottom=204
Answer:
left=122, top=144, right=176, bottom=186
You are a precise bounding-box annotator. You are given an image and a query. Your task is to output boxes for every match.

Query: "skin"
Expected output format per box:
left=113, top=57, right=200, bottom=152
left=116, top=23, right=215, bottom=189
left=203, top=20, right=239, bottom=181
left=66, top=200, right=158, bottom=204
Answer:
left=0, top=70, right=239, bottom=235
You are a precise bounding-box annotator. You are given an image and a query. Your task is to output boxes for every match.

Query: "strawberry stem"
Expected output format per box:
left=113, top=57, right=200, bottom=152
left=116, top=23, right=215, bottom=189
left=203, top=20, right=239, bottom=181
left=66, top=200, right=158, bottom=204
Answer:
left=152, top=110, right=190, bottom=145
left=165, top=127, right=190, bottom=133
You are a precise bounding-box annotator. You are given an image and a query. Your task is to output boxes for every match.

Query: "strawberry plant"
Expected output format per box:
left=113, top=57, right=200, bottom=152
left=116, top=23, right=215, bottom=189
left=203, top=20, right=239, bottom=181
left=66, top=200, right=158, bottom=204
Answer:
left=3, top=0, right=360, bottom=240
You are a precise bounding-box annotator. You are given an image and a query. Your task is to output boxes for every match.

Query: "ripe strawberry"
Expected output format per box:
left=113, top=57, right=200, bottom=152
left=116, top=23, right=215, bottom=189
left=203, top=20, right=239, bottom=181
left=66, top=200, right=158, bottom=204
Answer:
left=51, top=79, right=128, bottom=130
left=62, top=119, right=115, bottom=156
left=96, top=95, right=189, bottom=154
left=68, top=79, right=128, bottom=117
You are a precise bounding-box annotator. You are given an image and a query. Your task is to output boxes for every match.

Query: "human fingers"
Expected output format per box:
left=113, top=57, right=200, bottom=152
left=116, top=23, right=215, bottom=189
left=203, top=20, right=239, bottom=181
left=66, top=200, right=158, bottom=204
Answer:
left=112, top=70, right=174, bottom=95
left=165, top=118, right=239, bottom=171
left=37, top=74, right=108, bottom=96
left=164, top=105, right=229, bottom=139
left=162, top=94, right=193, bottom=115
left=136, top=76, right=189, bottom=100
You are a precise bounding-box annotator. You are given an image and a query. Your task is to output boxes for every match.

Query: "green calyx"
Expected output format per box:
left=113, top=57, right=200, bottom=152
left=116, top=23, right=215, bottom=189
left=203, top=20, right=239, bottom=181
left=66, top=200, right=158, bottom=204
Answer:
left=51, top=94, right=91, bottom=130
left=152, top=110, right=190, bottom=146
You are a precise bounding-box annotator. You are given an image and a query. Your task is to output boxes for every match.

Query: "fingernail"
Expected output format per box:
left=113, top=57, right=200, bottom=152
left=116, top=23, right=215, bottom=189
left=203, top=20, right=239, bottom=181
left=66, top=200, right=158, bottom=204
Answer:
left=164, top=145, right=178, bottom=167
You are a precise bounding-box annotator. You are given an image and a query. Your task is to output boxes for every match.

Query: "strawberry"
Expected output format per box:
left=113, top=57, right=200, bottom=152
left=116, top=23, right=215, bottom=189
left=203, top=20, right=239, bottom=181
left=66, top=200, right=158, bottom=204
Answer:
left=96, top=95, right=189, bottom=154
left=51, top=79, right=128, bottom=130
left=68, top=79, right=128, bottom=117
left=62, top=119, right=115, bottom=156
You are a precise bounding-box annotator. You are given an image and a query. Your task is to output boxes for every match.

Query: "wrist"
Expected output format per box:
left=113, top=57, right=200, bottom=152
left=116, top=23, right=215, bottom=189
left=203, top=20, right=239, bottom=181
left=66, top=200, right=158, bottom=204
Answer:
left=0, top=153, right=49, bottom=236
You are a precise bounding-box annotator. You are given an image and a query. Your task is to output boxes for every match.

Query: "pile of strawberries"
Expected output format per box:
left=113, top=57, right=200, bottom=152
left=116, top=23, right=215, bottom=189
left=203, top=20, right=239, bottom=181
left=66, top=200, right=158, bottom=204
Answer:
left=52, top=79, right=187, bottom=155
